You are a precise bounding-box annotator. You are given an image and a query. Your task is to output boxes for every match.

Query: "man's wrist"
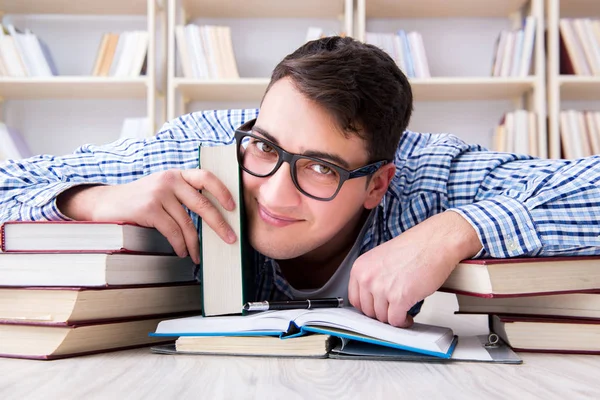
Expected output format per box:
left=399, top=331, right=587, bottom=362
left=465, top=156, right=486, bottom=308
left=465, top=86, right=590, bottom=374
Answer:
left=442, top=210, right=483, bottom=262
left=56, top=184, right=104, bottom=221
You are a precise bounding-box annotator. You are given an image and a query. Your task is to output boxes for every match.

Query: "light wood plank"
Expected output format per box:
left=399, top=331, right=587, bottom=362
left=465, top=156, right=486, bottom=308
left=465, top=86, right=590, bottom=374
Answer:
left=410, top=77, right=536, bottom=101
left=2, top=0, right=147, bottom=15
left=560, top=0, right=600, bottom=18
left=175, top=78, right=270, bottom=102
left=365, top=0, right=529, bottom=18
left=182, top=0, right=346, bottom=19
left=0, top=77, right=149, bottom=99
left=559, top=76, right=600, bottom=100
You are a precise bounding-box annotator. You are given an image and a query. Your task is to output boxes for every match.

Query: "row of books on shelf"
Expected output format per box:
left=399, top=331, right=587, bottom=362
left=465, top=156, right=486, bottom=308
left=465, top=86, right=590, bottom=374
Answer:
left=365, top=30, right=430, bottom=79
left=492, top=110, right=539, bottom=157
left=0, top=23, right=57, bottom=77
left=560, top=110, right=600, bottom=159
left=560, top=18, right=600, bottom=76
left=91, top=31, right=149, bottom=77
left=491, top=16, right=536, bottom=77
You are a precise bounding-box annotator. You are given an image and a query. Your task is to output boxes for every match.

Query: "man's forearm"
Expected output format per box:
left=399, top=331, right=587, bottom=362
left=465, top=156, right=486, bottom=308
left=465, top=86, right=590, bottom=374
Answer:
left=442, top=210, right=483, bottom=263
left=56, top=185, right=105, bottom=221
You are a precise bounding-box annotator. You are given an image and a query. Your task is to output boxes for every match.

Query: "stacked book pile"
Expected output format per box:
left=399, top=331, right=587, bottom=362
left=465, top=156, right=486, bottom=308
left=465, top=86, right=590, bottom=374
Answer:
left=440, top=256, right=600, bottom=354
left=490, top=16, right=536, bottom=77
left=559, top=18, right=600, bottom=76
left=0, top=221, right=201, bottom=360
left=364, top=30, right=430, bottom=78
left=91, top=31, right=149, bottom=77
left=0, top=23, right=58, bottom=77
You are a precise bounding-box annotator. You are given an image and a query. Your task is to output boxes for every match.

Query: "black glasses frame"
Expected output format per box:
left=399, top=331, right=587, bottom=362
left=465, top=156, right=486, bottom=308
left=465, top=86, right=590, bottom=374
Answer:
left=234, top=119, right=389, bottom=201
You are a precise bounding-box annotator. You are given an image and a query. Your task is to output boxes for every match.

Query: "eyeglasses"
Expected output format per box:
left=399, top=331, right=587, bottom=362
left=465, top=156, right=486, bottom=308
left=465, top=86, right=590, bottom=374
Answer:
left=234, top=119, right=389, bottom=201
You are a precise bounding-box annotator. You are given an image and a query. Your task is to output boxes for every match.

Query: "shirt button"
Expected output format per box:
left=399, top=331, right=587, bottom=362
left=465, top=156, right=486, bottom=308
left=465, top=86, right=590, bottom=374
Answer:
left=506, top=239, right=519, bottom=251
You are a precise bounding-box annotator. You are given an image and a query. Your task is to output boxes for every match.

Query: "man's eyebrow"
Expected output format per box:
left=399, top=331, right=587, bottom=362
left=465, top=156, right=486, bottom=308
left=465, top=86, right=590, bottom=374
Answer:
left=252, top=124, right=351, bottom=169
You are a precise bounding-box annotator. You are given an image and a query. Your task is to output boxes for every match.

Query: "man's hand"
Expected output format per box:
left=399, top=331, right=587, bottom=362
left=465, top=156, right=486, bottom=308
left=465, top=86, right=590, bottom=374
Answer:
left=57, top=169, right=237, bottom=264
left=348, top=211, right=482, bottom=328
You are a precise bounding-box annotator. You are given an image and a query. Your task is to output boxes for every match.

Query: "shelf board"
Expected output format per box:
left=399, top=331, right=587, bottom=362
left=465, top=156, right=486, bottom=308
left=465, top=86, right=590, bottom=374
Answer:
left=0, top=77, right=149, bottom=99
left=182, top=0, right=346, bottom=19
left=410, top=77, right=536, bottom=101
left=175, top=78, right=270, bottom=102
left=366, top=0, right=529, bottom=18
left=559, top=76, right=600, bottom=100
left=2, top=0, right=147, bottom=15
left=560, top=0, right=600, bottom=18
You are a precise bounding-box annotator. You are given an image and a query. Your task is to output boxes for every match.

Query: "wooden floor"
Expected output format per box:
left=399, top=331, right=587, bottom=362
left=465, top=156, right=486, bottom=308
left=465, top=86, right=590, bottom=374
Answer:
left=1, top=292, right=599, bottom=399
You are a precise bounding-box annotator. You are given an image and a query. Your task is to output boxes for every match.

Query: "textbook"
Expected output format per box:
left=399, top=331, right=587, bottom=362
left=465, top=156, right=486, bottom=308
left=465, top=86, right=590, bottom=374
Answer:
left=151, top=307, right=457, bottom=358
left=198, top=143, right=255, bottom=316
left=0, top=283, right=202, bottom=324
left=0, top=221, right=174, bottom=254
left=441, top=256, right=600, bottom=297
left=0, top=252, right=196, bottom=286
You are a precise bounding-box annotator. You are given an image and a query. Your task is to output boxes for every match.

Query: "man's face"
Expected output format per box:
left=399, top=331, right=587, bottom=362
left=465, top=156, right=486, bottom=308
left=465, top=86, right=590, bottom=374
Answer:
left=242, top=77, right=375, bottom=260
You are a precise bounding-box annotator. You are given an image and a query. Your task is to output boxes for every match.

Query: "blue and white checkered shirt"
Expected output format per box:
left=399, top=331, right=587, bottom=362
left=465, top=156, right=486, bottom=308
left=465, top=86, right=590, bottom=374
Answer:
left=2, top=109, right=600, bottom=303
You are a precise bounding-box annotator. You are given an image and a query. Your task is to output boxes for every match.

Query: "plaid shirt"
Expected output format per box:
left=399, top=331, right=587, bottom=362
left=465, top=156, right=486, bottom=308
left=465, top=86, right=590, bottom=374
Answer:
left=2, top=109, right=600, bottom=304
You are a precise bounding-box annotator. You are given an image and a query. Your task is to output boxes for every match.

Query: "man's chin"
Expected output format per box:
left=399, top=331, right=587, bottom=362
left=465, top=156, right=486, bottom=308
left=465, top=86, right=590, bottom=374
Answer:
left=249, top=235, right=307, bottom=260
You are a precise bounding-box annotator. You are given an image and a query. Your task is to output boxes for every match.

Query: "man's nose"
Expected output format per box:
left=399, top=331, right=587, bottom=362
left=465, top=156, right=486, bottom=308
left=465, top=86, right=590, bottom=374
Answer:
left=260, top=162, right=302, bottom=206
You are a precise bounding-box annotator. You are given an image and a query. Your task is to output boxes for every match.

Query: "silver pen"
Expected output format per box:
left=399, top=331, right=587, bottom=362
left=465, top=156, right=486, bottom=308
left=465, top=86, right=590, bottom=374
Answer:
left=242, top=297, right=344, bottom=312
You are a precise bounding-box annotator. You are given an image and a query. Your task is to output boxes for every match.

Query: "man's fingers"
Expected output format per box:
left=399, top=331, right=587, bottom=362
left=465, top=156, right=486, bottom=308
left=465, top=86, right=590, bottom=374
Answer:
left=348, top=276, right=361, bottom=310
left=388, top=304, right=414, bottom=328
left=181, top=169, right=235, bottom=211
left=151, top=209, right=188, bottom=258
left=162, top=196, right=201, bottom=264
left=359, top=289, right=376, bottom=319
left=373, top=296, right=390, bottom=324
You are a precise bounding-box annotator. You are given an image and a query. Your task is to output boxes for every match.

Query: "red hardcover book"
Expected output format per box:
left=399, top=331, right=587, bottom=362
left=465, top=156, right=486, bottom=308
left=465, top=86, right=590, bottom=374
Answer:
left=0, top=220, right=174, bottom=254
left=441, top=256, right=600, bottom=297
left=491, top=314, right=600, bottom=354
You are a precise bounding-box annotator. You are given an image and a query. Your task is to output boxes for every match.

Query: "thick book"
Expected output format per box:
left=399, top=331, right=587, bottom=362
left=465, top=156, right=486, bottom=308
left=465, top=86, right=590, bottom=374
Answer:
left=151, top=307, right=457, bottom=358
left=456, top=291, right=600, bottom=319
left=0, top=315, right=181, bottom=360
left=0, top=221, right=174, bottom=254
left=0, top=283, right=202, bottom=324
left=441, top=256, right=600, bottom=297
left=198, top=144, right=254, bottom=317
left=0, top=252, right=196, bottom=286
left=151, top=334, right=521, bottom=364
left=491, top=314, right=600, bottom=354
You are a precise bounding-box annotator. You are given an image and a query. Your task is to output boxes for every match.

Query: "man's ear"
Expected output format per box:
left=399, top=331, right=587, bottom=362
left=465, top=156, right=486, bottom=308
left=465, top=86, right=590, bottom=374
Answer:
left=363, top=163, right=396, bottom=209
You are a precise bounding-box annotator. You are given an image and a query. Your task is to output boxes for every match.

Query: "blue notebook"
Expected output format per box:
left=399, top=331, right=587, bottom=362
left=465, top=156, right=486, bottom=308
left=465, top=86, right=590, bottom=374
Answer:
left=151, top=307, right=456, bottom=358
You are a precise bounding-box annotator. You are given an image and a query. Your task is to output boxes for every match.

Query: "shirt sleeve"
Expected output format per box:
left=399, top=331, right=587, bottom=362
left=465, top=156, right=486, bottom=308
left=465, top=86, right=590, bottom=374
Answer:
left=444, top=140, right=600, bottom=258
left=0, top=109, right=258, bottom=223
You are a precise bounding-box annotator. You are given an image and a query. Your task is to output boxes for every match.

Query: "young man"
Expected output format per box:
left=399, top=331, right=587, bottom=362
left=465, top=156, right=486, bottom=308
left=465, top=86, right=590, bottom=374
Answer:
left=1, top=37, right=599, bottom=328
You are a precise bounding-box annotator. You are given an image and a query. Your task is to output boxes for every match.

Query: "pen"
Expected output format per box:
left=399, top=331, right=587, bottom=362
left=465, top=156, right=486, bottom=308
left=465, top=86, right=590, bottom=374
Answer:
left=242, top=297, right=344, bottom=312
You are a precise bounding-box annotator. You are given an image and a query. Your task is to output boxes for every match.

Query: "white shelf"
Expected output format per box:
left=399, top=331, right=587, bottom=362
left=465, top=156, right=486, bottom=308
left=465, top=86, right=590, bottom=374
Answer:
left=559, top=76, right=600, bottom=101
left=0, top=77, right=149, bottom=99
left=365, top=0, right=529, bottom=18
left=174, top=78, right=270, bottom=102
left=410, top=77, right=536, bottom=101
left=2, top=0, right=148, bottom=15
left=560, top=0, right=600, bottom=18
left=181, top=0, right=347, bottom=19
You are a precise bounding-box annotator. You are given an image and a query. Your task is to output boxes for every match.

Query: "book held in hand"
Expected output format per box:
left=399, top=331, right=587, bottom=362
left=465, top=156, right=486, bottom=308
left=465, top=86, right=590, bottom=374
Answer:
left=151, top=307, right=457, bottom=358
left=0, top=221, right=174, bottom=254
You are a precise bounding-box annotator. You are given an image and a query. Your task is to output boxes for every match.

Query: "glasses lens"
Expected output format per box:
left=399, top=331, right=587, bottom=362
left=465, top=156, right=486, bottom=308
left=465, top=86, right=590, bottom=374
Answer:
left=238, top=135, right=279, bottom=176
left=295, top=157, right=341, bottom=200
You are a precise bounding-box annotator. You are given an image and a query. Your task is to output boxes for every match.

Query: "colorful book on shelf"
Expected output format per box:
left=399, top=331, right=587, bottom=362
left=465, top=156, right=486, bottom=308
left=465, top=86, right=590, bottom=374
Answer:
left=198, top=143, right=255, bottom=317
left=440, top=256, right=600, bottom=297
left=151, top=307, right=457, bottom=359
left=0, top=220, right=175, bottom=254
left=490, top=314, right=600, bottom=354
left=0, top=283, right=202, bottom=325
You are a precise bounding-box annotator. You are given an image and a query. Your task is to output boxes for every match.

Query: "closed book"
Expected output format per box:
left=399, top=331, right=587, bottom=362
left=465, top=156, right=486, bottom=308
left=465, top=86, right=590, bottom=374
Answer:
left=0, top=283, right=202, bottom=324
left=1, top=221, right=174, bottom=254
left=0, top=252, right=196, bottom=286
left=151, top=307, right=457, bottom=359
left=198, top=144, right=255, bottom=317
left=441, top=256, right=600, bottom=297
left=491, top=314, right=600, bottom=354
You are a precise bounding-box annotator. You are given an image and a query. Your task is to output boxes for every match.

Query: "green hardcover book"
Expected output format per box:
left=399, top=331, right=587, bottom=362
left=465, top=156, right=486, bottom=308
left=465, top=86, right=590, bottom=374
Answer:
left=198, top=144, right=255, bottom=317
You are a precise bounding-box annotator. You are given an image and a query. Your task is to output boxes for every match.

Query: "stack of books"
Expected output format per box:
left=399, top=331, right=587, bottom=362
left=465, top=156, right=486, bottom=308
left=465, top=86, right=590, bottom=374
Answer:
left=492, top=109, right=539, bottom=156
left=559, top=110, right=600, bottom=158
left=440, top=256, right=600, bottom=354
left=175, top=24, right=239, bottom=80
left=0, top=221, right=201, bottom=360
left=365, top=30, right=430, bottom=78
left=490, top=16, right=536, bottom=77
left=91, top=31, right=149, bottom=77
left=559, top=18, right=600, bottom=76
left=0, top=23, right=58, bottom=77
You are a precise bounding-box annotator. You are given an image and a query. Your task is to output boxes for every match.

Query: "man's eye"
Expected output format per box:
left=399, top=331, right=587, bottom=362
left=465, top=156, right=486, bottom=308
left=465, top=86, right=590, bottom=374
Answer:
left=256, top=141, right=273, bottom=153
left=310, top=164, right=333, bottom=175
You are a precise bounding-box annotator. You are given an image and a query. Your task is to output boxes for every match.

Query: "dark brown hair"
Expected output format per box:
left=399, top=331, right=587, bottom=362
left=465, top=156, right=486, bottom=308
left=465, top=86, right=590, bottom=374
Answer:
left=265, top=36, right=413, bottom=162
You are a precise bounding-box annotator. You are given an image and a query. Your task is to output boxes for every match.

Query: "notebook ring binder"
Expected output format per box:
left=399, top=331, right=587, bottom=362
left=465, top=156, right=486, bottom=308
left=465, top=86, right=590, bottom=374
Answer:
left=484, top=333, right=500, bottom=348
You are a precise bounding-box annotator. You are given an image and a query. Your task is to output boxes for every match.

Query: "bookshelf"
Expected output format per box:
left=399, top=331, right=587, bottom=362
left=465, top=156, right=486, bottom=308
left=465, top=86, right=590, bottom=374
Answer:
left=546, top=0, right=600, bottom=159
left=0, top=0, right=162, bottom=142
left=166, top=0, right=353, bottom=120
left=355, top=0, right=548, bottom=157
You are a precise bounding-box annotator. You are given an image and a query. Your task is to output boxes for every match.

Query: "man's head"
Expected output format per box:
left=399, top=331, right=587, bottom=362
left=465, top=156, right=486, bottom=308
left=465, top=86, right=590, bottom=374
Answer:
left=241, top=36, right=412, bottom=262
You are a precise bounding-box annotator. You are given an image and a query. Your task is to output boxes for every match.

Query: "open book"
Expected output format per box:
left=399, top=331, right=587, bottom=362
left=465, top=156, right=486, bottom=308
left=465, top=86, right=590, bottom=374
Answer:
left=152, top=307, right=457, bottom=358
